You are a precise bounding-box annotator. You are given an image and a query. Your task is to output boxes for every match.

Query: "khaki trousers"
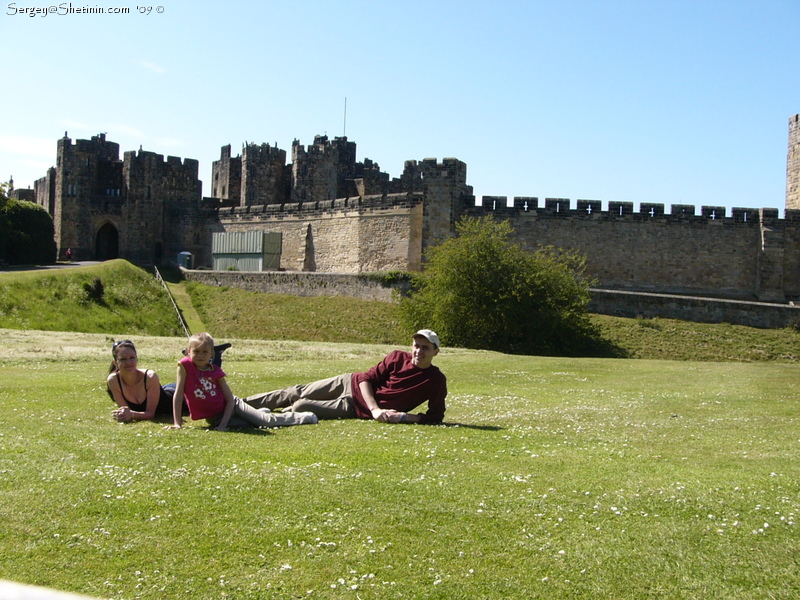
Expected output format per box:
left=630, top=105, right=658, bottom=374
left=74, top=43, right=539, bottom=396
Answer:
left=244, top=374, right=357, bottom=420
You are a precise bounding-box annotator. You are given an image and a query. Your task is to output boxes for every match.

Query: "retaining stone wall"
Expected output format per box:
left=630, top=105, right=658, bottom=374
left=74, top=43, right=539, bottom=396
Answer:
left=183, top=270, right=800, bottom=329
left=182, top=269, right=403, bottom=302
left=589, top=289, right=800, bottom=329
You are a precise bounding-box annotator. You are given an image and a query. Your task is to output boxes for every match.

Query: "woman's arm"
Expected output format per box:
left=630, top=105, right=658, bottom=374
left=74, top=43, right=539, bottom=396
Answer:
left=170, top=365, right=187, bottom=429
left=215, top=377, right=235, bottom=431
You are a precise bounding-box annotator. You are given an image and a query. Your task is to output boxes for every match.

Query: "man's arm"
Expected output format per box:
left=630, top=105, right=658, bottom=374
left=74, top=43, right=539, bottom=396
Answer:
left=386, top=410, right=420, bottom=424
left=359, top=380, right=391, bottom=421
left=359, top=381, right=422, bottom=423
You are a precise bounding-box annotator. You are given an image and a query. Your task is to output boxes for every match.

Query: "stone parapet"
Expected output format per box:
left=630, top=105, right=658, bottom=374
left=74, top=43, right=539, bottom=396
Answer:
left=589, top=289, right=800, bottom=329
left=182, top=269, right=408, bottom=302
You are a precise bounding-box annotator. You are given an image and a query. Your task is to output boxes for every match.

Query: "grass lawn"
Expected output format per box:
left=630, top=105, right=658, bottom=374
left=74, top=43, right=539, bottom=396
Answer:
left=1, top=330, right=798, bottom=599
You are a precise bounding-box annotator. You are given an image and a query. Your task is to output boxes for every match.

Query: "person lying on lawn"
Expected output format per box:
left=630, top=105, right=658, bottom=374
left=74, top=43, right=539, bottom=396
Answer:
left=169, top=332, right=317, bottom=430
left=107, top=339, right=174, bottom=422
left=243, top=330, right=447, bottom=424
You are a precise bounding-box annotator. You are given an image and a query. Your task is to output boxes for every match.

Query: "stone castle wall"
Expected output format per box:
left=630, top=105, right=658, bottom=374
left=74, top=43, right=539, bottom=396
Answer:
left=182, top=269, right=403, bottom=302
left=204, top=193, right=426, bottom=273
left=464, top=198, right=800, bottom=301
left=192, top=193, right=800, bottom=302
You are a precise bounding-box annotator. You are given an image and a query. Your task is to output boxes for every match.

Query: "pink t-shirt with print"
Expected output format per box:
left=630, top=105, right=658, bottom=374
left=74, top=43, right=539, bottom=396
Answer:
left=179, top=355, right=227, bottom=420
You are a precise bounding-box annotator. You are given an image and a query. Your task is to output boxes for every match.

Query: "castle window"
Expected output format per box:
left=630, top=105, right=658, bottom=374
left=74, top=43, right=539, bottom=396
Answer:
left=147, top=186, right=151, bottom=199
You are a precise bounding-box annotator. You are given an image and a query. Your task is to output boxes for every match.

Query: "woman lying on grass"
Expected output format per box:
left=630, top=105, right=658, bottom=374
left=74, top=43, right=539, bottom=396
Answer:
left=107, top=339, right=174, bottom=422
left=169, top=332, right=318, bottom=431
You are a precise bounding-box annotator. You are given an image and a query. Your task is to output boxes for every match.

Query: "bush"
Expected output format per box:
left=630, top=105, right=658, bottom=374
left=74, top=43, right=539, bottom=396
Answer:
left=399, top=215, right=602, bottom=355
left=0, top=195, right=57, bottom=265
left=82, top=277, right=105, bottom=303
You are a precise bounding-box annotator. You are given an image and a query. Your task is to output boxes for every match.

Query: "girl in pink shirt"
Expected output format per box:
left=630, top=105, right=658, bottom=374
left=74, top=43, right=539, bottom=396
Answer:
left=170, top=333, right=316, bottom=430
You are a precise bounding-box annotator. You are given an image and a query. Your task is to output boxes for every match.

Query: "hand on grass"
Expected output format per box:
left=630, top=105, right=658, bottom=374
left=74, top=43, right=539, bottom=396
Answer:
left=374, top=409, right=404, bottom=423
left=112, top=407, right=132, bottom=422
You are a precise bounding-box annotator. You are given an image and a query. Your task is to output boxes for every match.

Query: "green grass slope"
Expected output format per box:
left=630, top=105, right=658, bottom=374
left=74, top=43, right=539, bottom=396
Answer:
left=185, top=280, right=406, bottom=346
left=0, top=260, right=183, bottom=337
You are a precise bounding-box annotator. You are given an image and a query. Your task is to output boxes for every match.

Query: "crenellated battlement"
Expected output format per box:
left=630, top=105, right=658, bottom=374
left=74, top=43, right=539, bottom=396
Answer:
left=207, top=191, right=425, bottom=219
left=242, top=141, right=285, bottom=160
left=124, top=149, right=199, bottom=175
left=61, top=132, right=120, bottom=162
left=470, top=195, right=796, bottom=224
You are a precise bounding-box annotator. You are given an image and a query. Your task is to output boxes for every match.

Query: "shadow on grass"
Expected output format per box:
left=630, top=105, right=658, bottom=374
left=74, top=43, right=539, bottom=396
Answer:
left=440, top=422, right=503, bottom=431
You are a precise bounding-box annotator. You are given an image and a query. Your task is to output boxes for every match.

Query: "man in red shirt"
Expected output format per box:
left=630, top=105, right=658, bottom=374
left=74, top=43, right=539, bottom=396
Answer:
left=244, top=330, right=447, bottom=424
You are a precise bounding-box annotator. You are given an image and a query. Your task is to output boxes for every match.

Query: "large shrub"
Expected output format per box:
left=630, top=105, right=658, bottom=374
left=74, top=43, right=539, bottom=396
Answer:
left=0, top=187, right=57, bottom=265
left=399, top=215, right=600, bottom=355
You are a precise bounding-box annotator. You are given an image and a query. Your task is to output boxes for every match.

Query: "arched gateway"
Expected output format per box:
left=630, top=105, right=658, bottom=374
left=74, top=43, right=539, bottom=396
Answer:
left=95, top=222, right=119, bottom=260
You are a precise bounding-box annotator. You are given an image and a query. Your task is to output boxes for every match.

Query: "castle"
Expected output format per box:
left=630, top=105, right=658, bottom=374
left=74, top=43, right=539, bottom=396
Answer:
left=25, top=116, right=800, bottom=303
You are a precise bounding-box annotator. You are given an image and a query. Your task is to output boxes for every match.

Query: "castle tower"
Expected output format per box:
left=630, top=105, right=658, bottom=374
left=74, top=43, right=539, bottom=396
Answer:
left=331, top=136, right=357, bottom=197
left=34, top=167, right=56, bottom=215
left=291, top=135, right=339, bottom=203
left=123, top=149, right=201, bottom=263
left=211, top=144, right=241, bottom=204
left=241, top=142, right=286, bottom=206
left=786, top=114, right=800, bottom=210
left=53, top=133, right=122, bottom=260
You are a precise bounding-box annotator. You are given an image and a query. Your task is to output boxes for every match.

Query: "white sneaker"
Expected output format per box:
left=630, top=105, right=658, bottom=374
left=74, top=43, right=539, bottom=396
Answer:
left=296, top=411, right=318, bottom=425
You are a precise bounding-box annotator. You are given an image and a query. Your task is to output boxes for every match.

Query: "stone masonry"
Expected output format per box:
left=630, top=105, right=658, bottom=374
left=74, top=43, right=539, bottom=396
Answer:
left=787, top=114, right=800, bottom=211
left=28, top=116, right=800, bottom=306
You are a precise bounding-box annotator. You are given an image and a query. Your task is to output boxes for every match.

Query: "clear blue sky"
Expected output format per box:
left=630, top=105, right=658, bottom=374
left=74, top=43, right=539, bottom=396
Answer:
left=2, top=0, right=798, bottom=213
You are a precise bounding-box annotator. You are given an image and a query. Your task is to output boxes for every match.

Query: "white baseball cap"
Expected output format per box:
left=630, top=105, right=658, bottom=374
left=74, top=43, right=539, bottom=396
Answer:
left=414, top=329, right=441, bottom=348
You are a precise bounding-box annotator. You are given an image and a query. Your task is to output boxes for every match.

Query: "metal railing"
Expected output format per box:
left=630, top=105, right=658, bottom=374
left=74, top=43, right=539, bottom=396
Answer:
left=154, top=265, right=191, bottom=338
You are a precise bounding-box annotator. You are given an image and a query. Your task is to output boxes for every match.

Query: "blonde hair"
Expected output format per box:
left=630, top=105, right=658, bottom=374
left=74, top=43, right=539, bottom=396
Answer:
left=187, top=332, right=214, bottom=352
